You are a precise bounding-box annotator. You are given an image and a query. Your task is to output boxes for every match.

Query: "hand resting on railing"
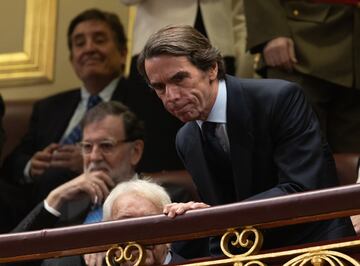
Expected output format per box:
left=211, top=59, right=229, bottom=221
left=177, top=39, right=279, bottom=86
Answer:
left=163, top=201, right=210, bottom=218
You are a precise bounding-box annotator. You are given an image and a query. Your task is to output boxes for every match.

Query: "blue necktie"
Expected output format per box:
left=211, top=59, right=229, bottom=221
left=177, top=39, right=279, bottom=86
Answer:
left=61, top=95, right=102, bottom=144
left=83, top=205, right=103, bottom=224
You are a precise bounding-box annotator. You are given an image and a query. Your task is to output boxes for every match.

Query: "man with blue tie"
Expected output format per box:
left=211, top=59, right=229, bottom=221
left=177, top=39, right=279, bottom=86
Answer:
left=137, top=25, right=356, bottom=252
left=2, top=9, right=129, bottom=195
left=13, top=101, right=144, bottom=232
left=2, top=9, right=184, bottom=212
left=10, top=102, right=144, bottom=266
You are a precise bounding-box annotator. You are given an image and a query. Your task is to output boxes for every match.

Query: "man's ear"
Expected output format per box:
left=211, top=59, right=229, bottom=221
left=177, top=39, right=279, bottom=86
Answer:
left=208, top=63, right=218, bottom=81
left=130, top=139, right=144, bottom=167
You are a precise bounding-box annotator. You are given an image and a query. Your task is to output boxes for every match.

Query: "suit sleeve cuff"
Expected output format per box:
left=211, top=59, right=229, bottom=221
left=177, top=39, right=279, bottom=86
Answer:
left=23, top=160, right=34, bottom=184
left=44, top=200, right=61, bottom=217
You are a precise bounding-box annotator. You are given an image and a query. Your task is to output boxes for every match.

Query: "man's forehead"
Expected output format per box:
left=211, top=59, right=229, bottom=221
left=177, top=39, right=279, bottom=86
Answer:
left=83, top=115, right=125, bottom=139
left=145, top=56, right=192, bottom=80
left=72, top=19, right=112, bottom=37
left=111, top=194, right=160, bottom=220
left=145, top=55, right=191, bottom=66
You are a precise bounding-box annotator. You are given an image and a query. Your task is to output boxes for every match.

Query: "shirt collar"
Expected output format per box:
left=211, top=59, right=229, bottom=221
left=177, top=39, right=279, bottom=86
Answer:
left=80, top=77, right=120, bottom=104
left=197, top=79, right=227, bottom=127
left=163, top=251, right=172, bottom=264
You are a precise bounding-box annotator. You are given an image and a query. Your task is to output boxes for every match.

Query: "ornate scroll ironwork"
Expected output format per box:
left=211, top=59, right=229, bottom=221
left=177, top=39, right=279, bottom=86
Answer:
left=183, top=230, right=360, bottom=266
left=284, top=250, right=360, bottom=266
left=105, top=242, right=144, bottom=266
left=220, top=227, right=264, bottom=258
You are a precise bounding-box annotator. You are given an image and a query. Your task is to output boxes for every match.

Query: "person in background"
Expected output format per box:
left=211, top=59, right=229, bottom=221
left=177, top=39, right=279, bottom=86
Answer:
left=243, top=0, right=360, bottom=153
left=232, top=0, right=254, bottom=78
left=12, top=101, right=144, bottom=233
left=121, top=0, right=240, bottom=78
left=12, top=102, right=198, bottom=266
left=8, top=102, right=142, bottom=266
left=2, top=8, right=129, bottom=198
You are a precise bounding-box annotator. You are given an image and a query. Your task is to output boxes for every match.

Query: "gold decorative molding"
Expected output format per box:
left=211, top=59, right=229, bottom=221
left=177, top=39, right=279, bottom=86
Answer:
left=221, top=228, right=263, bottom=258
left=284, top=250, right=360, bottom=266
left=106, top=242, right=144, bottom=266
left=104, top=227, right=360, bottom=266
left=124, top=5, right=136, bottom=77
left=0, top=0, right=57, bottom=87
left=183, top=227, right=360, bottom=266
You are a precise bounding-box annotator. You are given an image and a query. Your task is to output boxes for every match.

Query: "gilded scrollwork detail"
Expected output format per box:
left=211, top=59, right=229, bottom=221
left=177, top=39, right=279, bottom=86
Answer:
left=243, top=260, right=267, bottom=266
left=105, top=242, right=144, bottom=266
left=284, top=250, right=360, bottom=266
left=220, top=227, right=263, bottom=258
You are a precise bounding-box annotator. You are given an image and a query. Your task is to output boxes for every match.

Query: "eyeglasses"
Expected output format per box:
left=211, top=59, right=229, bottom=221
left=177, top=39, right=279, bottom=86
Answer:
left=78, top=139, right=129, bottom=155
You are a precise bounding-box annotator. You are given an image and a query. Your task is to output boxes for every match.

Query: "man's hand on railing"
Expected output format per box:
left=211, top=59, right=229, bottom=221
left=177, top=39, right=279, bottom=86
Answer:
left=163, top=201, right=210, bottom=218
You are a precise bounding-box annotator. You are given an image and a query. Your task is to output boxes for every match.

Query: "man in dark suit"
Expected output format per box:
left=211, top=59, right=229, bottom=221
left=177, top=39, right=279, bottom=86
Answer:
left=137, top=25, right=356, bottom=252
left=13, top=101, right=144, bottom=234
left=3, top=102, right=144, bottom=266
left=2, top=9, right=184, bottom=210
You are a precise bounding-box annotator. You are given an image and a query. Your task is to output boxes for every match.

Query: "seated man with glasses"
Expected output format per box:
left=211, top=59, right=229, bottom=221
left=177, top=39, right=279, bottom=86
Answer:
left=13, top=101, right=144, bottom=232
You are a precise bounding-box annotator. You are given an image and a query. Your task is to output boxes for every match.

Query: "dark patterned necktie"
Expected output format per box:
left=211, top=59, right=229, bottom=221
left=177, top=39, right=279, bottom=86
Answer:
left=61, top=95, right=102, bottom=144
left=201, top=121, right=230, bottom=167
left=201, top=121, right=235, bottom=203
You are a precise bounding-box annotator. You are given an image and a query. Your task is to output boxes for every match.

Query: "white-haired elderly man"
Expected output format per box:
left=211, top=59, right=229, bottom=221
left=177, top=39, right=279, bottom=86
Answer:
left=85, top=178, right=187, bottom=266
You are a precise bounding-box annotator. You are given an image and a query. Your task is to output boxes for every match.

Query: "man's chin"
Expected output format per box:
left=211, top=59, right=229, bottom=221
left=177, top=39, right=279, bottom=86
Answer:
left=174, top=111, right=198, bottom=122
left=81, top=69, right=109, bottom=79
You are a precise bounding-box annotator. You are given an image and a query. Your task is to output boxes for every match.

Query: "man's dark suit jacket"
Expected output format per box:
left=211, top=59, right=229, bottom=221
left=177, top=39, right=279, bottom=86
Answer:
left=13, top=197, right=92, bottom=233
left=176, top=75, right=355, bottom=250
left=2, top=78, right=183, bottom=200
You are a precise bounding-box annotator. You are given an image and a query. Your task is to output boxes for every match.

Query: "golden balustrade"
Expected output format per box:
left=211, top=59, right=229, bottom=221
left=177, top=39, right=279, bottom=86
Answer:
left=1, top=183, right=360, bottom=265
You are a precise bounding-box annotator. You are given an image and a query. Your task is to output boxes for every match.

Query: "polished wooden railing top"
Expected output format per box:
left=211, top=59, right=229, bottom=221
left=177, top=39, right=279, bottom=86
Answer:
left=1, top=184, right=360, bottom=263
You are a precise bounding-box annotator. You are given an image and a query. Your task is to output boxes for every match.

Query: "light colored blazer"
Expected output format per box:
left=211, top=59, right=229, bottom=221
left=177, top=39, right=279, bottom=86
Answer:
left=121, top=0, right=235, bottom=57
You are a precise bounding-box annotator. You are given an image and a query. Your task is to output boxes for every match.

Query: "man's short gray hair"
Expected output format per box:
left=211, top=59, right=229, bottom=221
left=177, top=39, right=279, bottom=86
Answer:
left=103, top=178, right=171, bottom=221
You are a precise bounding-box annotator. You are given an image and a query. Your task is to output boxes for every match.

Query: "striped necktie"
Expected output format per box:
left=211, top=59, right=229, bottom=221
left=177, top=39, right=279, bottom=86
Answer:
left=61, top=95, right=102, bottom=144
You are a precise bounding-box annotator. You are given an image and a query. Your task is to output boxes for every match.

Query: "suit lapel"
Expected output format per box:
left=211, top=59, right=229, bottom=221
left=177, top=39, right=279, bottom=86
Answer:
left=111, top=77, right=129, bottom=102
left=225, top=75, right=254, bottom=200
left=51, top=90, right=81, bottom=142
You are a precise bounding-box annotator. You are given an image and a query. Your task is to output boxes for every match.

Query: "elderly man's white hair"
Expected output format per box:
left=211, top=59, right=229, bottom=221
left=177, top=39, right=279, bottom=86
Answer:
left=103, top=178, right=171, bottom=220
